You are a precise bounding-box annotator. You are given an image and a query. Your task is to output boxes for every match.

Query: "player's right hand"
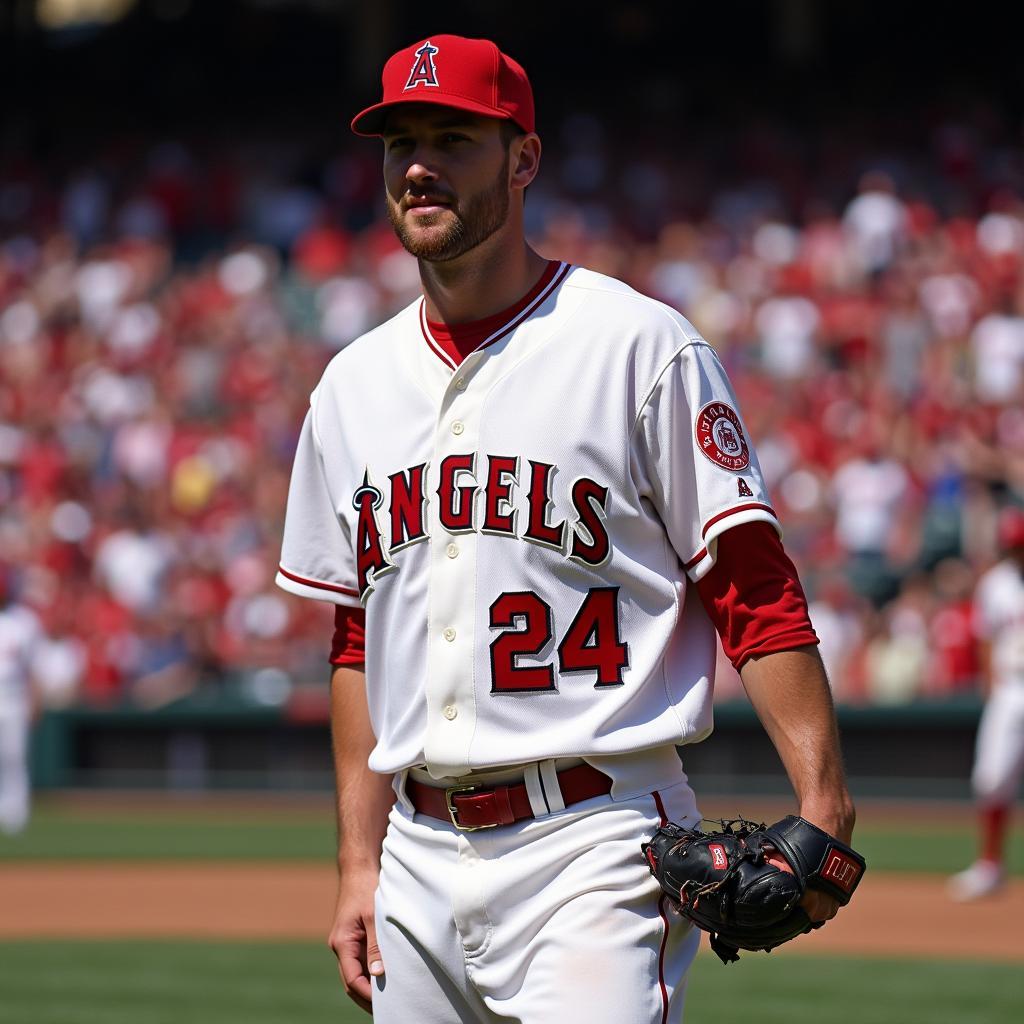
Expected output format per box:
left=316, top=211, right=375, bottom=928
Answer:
left=328, top=869, right=383, bottom=1015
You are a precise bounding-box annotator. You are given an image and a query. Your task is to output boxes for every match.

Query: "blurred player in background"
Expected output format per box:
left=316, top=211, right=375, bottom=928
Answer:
left=0, top=566, right=45, bottom=834
left=948, top=506, right=1024, bottom=900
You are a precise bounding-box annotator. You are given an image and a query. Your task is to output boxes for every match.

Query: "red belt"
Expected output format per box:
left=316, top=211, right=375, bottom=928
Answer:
left=406, top=763, right=613, bottom=831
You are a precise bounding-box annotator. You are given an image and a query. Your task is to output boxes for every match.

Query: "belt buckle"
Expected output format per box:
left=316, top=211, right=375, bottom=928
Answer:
left=445, top=784, right=498, bottom=831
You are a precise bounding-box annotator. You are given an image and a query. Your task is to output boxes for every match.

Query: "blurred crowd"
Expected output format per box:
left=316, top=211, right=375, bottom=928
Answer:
left=1, top=106, right=1023, bottom=711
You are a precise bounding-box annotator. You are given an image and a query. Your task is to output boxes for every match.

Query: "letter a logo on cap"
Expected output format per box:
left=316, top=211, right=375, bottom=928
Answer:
left=405, top=40, right=440, bottom=90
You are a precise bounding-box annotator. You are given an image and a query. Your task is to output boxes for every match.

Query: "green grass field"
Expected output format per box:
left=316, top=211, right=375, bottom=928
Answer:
left=2, top=801, right=1021, bottom=875
left=2, top=800, right=1022, bottom=1023
left=0, top=804, right=336, bottom=861
left=0, top=941, right=1019, bottom=1024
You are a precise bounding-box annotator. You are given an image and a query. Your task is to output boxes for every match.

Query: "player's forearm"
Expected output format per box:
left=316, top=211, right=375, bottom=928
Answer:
left=329, top=665, right=395, bottom=873
left=739, top=644, right=855, bottom=842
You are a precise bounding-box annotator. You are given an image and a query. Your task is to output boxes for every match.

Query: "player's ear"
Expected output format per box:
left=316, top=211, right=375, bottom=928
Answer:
left=509, top=132, right=541, bottom=193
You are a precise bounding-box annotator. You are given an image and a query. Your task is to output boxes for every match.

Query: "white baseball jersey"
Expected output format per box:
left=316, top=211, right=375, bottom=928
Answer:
left=276, top=263, right=780, bottom=778
left=0, top=604, right=43, bottom=709
left=974, top=559, right=1024, bottom=690
left=0, top=602, right=40, bottom=834
left=970, top=559, right=1024, bottom=804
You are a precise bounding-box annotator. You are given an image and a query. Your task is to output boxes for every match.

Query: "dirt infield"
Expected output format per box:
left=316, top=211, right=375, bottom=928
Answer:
left=1, top=862, right=1021, bottom=962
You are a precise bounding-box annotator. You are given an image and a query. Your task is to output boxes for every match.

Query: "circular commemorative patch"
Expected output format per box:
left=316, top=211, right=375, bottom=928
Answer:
left=695, top=401, right=750, bottom=472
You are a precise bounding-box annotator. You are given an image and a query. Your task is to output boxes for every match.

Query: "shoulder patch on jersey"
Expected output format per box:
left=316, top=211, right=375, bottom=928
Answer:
left=695, top=402, right=750, bottom=472
left=738, top=478, right=754, bottom=497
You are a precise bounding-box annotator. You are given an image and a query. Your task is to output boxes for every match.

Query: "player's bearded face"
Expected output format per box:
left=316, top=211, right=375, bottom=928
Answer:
left=386, top=148, right=511, bottom=263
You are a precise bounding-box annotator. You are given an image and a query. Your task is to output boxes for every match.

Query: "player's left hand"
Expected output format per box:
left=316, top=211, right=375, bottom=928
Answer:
left=765, top=849, right=839, bottom=922
left=791, top=803, right=855, bottom=923
left=641, top=814, right=866, bottom=963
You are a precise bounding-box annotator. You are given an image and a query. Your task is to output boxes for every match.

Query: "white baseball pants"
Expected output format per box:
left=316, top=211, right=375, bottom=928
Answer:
left=0, top=704, right=29, bottom=835
left=371, top=767, right=701, bottom=1024
left=971, top=685, right=1024, bottom=806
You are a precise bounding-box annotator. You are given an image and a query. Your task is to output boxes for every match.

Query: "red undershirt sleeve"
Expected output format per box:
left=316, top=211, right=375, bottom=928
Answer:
left=694, top=520, right=819, bottom=671
left=327, top=523, right=817, bottom=672
left=329, top=605, right=367, bottom=666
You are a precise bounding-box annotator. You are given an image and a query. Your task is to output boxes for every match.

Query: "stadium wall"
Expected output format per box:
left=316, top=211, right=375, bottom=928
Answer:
left=30, top=699, right=983, bottom=799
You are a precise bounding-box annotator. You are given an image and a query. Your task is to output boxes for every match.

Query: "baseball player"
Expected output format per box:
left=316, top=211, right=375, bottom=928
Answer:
left=276, top=34, right=855, bottom=1021
left=948, top=506, right=1024, bottom=901
left=0, top=567, right=44, bottom=835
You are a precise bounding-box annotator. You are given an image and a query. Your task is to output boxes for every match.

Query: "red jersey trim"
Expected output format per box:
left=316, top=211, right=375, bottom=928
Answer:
left=683, top=503, right=778, bottom=570
left=419, top=261, right=572, bottom=370
left=277, top=565, right=359, bottom=598
left=683, top=547, right=708, bottom=571
left=702, top=502, right=776, bottom=537
left=652, top=790, right=671, bottom=1024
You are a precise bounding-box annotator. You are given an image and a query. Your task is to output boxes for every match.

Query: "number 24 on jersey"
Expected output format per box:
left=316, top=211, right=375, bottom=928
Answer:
left=489, top=586, right=629, bottom=692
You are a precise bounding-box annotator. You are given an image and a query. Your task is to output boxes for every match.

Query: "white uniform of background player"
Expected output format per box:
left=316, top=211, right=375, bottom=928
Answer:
left=949, top=508, right=1024, bottom=900
left=276, top=34, right=853, bottom=1022
left=0, top=578, right=44, bottom=834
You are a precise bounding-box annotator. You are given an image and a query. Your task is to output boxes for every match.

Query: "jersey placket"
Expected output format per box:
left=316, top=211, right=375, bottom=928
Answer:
left=422, top=351, right=488, bottom=777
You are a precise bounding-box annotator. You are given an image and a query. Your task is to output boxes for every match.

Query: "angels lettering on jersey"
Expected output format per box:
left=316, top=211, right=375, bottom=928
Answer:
left=354, top=455, right=610, bottom=603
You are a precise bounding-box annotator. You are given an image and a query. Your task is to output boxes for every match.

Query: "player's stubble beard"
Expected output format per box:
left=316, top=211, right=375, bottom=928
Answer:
left=387, top=149, right=510, bottom=263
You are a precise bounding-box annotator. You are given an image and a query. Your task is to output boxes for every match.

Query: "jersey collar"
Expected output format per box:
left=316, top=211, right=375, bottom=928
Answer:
left=418, top=260, right=572, bottom=371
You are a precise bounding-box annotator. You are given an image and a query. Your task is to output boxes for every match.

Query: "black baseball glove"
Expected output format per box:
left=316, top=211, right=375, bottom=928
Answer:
left=641, top=815, right=866, bottom=964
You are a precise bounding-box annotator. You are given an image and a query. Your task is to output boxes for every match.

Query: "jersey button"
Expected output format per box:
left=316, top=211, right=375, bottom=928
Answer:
left=446, top=543, right=459, bottom=559
left=443, top=627, right=456, bottom=642
left=454, top=377, right=467, bottom=391
left=443, top=705, right=458, bottom=720
left=451, top=421, right=465, bottom=436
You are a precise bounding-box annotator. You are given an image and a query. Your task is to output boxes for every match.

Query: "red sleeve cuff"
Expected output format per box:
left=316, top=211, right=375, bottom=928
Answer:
left=329, top=605, right=366, bottom=666
left=695, top=520, right=819, bottom=672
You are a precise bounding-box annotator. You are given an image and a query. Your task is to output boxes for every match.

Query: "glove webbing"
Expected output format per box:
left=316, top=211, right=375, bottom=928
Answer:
left=676, top=819, right=768, bottom=915
left=675, top=819, right=781, bottom=964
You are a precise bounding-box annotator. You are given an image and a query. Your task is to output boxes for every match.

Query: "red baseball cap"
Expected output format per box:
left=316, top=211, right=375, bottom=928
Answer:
left=351, top=34, right=535, bottom=137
